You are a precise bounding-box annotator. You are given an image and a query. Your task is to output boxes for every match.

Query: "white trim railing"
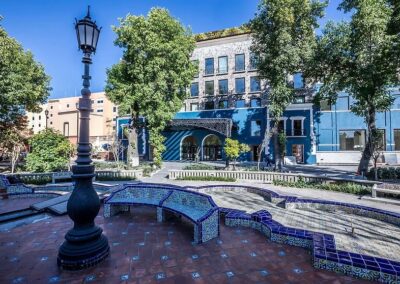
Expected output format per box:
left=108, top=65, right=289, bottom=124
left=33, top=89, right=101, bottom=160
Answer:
left=168, top=169, right=379, bottom=187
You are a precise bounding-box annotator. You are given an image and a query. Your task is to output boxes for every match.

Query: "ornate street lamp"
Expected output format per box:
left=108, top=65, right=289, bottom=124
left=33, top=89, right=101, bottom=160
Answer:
left=44, top=109, right=49, bottom=129
left=58, top=6, right=109, bottom=270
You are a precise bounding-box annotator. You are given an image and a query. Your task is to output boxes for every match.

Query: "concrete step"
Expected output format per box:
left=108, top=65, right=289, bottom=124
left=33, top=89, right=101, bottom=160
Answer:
left=31, top=193, right=71, bottom=211
left=48, top=201, right=68, bottom=215
left=0, top=209, right=38, bottom=223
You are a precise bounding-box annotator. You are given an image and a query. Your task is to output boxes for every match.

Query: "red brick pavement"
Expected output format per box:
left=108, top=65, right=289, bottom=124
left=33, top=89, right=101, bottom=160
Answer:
left=0, top=201, right=368, bottom=283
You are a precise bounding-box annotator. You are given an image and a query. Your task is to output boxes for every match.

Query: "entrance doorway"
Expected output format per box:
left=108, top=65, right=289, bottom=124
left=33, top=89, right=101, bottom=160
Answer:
left=202, top=135, right=222, bottom=161
left=292, top=144, right=304, bottom=163
left=181, top=136, right=198, bottom=160
left=252, top=145, right=259, bottom=161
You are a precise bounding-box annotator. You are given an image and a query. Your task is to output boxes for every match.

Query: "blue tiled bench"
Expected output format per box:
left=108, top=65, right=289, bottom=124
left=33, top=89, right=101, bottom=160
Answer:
left=103, top=183, right=219, bottom=244
left=0, top=174, right=33, bottom=195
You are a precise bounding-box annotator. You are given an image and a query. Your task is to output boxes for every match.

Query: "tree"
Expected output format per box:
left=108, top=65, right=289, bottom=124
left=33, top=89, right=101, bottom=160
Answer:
left=250, top=0, right=326, bottom=171
left=0, top=19, right=51, bottom=135
left=224, top=138, right=250, bottom=170
left=0, top=116, right=32, bottom=173
left=308, top=0, right=399, bottom=175
left=106, top=8, right=196, bottom=167
left=109, top=138, right=127, bottom=170
left=26, top=129, right=73, bottom=172
left=370, top=130, right=385, bottom=180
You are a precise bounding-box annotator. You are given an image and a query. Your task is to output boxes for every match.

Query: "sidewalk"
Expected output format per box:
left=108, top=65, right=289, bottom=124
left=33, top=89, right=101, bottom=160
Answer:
left=139, top=162, right=400, bottom=214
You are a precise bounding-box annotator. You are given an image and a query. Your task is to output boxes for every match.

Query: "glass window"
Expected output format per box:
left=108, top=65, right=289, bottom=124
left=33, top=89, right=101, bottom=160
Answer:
left=235, top=54, right=245, bottom=72
left=235, top=99, right=246, bottom=108
left=63, top=122, right=69, bottom=136
left=96, top=109, right=103, bottom=113
left=293, top=120, right=303, bottom=136
left=251, top=120, right=261, bottom=136
left=190, top=82, right=199, bottom=97
left=113, top=106, right=117, bottom=112
left=376, top=129, right=386, bottom=151
left=205, top=81, right=214, bottom=96
left=339, top=130, right=366, bottom=151
left=67, top=104, right=69, bottom=108
left=190, top=103, right=199, bottom=111
left=336, top=96, right=349, bottom=110
left=320, top=100, right=331, bottom=111
left=250, top=98, right=261, bottom=107
left=250, top=77, right=261, bottom=92
left=395, top=129, right=400, bottom=150
left=97, top=99, right=103, bottom=104
left=204, top=101, right=214, bottom=110
left=235, top=78, right=245, bottom=94
left=218, top=100, right=228, bottom=109
left=250, top=52, right=259, bottom=70
left=205, top=58, right=214, bottom=75
left=50, top=106, right=53, bottom=109
left=293, top=72, right=304, bottom=89
left=32, top=116, right=35, bottom=120
left=218, top=79, right=228, bottom=95
left=278, top=120, right=285, bottom=133
left=192, top=60, right=199, bottom=78
left=293, top=96, right=305, bottom=104
left=39, top=115, right=41, bottom=120
left=218, top=56, right=228, bottom=74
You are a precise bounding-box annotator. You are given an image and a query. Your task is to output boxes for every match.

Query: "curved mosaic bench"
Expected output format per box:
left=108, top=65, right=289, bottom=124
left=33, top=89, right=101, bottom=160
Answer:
left=0, top=174, right=76, bottom=199
left=103, top=183, right=219, bottom=244
left=189, top=184, right=400, bottom=283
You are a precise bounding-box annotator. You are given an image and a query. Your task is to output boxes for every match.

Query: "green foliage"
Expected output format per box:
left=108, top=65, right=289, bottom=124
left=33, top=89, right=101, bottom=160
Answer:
left=250, top=0, right=326, bottom=120
left=93, top=161, right=127, bottom=170
left=366, top=167, right=400, bottom=180
left=224, top=138, right=250, bottom=162
left=277, top=133, right=287, bottom=158
left=26, top=129, right=73, bottom=172
left=273, top=179, right=371, bottom=195
left=183, top=163, right=217, bottom=170
left=194, top=25, right=250, bottom=41
left=106, top=8, right=196, bottom=167
left=176, top=176, right=236, bottom=182
left=308, top=0, right=399, bottom=174
left=95, top=175, right=135, bottom=181
left=0, top=22, right=51, bottom=131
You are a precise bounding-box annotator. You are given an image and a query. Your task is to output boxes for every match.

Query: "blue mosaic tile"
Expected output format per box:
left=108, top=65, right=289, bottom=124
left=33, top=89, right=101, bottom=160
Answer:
left=84, top=275, right=96, bottom=282
left=191, top=272, right=201, bottom=279
left=12, top=277, right=24, bottom=284
left=260, top=270, right=269, bottom=276
left=226, top=271, right=234, bottom=278
left=161, top=255, right=168, bottom=261
left=48, top=276, right=60, bottom=283
left=293, top=268, right=304, bottom=274
left=120, top=274, right=129, bottom=281
left=191, top=254, right=199, bottom=260
left=155, top=272, right=166, bottom=280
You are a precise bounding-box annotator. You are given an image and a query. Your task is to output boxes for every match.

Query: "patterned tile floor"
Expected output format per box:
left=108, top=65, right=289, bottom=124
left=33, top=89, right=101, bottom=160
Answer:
left=207, top=190, right=400, bottom=262
left=0, top=200, right=368, bottom=284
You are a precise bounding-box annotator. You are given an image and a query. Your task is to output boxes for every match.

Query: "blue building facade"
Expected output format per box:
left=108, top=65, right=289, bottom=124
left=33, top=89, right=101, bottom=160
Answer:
left=115, top=32, right=400, bottom=165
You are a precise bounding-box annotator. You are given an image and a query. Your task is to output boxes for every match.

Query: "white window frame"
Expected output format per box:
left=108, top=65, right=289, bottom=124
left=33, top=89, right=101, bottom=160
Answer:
left=289, top=116, right=306, bottom=136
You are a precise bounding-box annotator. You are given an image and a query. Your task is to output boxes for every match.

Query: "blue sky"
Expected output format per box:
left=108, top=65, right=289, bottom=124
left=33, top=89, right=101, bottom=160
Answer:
left=1, top=0, right=349, bottom=99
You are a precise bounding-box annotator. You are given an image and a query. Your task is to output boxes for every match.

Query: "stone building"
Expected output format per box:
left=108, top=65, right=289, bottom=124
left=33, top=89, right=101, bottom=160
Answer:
left=27, top=92, right=118, bottom=151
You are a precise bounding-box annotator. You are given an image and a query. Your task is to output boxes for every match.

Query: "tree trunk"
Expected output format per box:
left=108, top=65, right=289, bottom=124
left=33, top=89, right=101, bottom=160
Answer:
left=127, top=127, right=139, bottom=167
left=257, top=107, right=269, bottom=170
left=272, top=128, right=282, bottom=171
left=357, top=108, right=376, bottom=176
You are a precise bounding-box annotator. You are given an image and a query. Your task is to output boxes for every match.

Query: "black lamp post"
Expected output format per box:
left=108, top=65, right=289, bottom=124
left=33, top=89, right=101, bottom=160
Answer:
left=58, top=6, right=109, bottom=270
left=44, top=109, right=49, bottom=129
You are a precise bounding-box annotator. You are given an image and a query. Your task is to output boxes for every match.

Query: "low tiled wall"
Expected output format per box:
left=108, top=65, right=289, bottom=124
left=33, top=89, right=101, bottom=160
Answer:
left=196, top=185, right=400, bottom=283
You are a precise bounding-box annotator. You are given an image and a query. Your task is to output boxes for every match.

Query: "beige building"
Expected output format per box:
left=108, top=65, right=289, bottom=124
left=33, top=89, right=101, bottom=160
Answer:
left=27, top=92, right=118, bottom=149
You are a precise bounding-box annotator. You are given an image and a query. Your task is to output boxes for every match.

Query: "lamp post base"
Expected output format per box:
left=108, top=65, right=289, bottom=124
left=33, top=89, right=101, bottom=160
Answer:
left=57, top=226, right=109, bottom=270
